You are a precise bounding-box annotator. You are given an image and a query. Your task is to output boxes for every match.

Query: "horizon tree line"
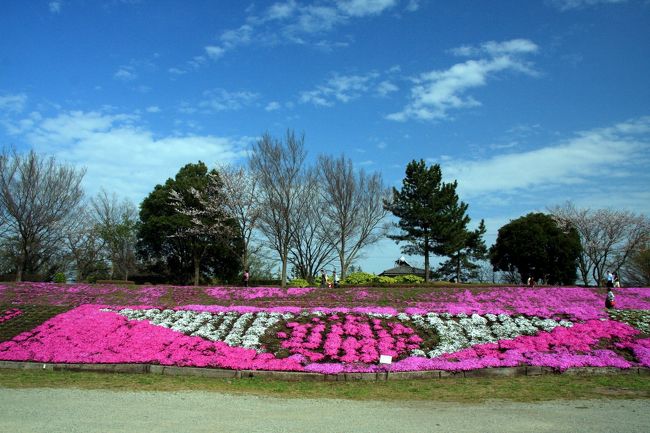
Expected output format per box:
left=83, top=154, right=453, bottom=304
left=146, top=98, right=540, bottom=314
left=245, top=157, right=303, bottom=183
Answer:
left=0, top=140, right=647, bottom=287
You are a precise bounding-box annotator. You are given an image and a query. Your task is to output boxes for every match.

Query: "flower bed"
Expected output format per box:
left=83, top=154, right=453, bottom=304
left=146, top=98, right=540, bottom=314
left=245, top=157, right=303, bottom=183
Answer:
left=0, top=308, right=22, bottom=324
left=0, top=283, right=648, bottom=373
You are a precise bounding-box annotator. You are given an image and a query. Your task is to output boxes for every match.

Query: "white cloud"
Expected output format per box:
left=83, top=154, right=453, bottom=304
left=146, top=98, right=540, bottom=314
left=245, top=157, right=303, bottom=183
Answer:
left=405, top=0, right=420, bottom=11
left=114, top=66, right=137, bottom=81
left=300, top=72, right=379, bottom=106
left=265, top=101, right=281, bottom=111
left=387, top=39, right=538, bottom=122
left=376, top=80, right=399, bottom=97
left=204, top=46, right=225, bottom=60
left=168, top=67, right=187, bottom=75
left=171, top=0, right=405, bottom=72
left=442, top=116, right=650, bottom=200
left=548, top=0, right=628, bottom=11
left=450, top=39, right=539, bottom=58
left=145, top=106, right=161, bottom=113
left=266, top=0, right=298, bottom=20
left=198, top=88, right=260, bottom=112
left=10, top=110, right=249, bottom=204
left=336, top=0, right=398, bottom=17
left=49, top=1, right=61, bottom=13
left=0, top=93, right=28, bottom=113
left=221, top=24, right=254, bottom=49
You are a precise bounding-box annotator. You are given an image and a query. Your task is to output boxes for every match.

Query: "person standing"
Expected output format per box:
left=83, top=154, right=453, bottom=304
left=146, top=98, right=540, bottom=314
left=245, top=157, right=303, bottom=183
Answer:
left=243, top=269, right=249, bottom=287
left=606, top=271, right=614, bottom=288
left=320, top=269, right=327, bottom=288
left=332, top=270, right=340, bottom=288
left=605, top=287, right=615, bottom=309
left=613, top=272, right=621, bottom=288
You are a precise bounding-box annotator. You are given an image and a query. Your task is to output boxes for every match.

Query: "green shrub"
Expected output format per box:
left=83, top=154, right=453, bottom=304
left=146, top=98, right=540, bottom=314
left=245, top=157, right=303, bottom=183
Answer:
left=288, top=278, right=310, bottom=288
left=394, top=274, right=424, bottom=284
left=53, top=272, right=67, bottom=283
left=375, top=275, right=397, bottom=285
left=341, top=272, right=376, bottom=286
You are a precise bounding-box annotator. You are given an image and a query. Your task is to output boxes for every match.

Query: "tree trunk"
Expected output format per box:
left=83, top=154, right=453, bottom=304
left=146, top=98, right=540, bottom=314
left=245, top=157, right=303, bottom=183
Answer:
left=193, top=254, right=200, bottom=286
left=340, top=236, right=346, bottom=279
left=424, top=234, right=430, bottom=282
left=280, top=255, right=288, bottom=288
left=455, top=253, right=461, bottom=283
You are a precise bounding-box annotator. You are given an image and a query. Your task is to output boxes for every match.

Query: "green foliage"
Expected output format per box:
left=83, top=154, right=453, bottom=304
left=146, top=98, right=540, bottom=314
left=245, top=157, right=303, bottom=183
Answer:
left=490, top=212, right=582, bottom=285
left=394, top=274, right=424, bottom=284
left=137, top=162, right=243, bottom=284
left=375, top=275, right=397, bottom=285
left=52, top=272, right=66, bottom=283
left=341, top=272, right=376, bottom=286
left=385, top=160, right=483, bottom=282
left=287, top=278, right=310, bottom=288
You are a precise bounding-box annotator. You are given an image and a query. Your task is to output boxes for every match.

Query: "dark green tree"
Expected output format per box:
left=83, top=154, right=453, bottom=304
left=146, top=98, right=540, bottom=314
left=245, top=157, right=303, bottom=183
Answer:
left=490, top=212, right=582, bottom=285
left=384, top=160, right=481, bottom=282
left=137, top=162, right=243, bottom=285
left=437, top=219, right=487, bottom=282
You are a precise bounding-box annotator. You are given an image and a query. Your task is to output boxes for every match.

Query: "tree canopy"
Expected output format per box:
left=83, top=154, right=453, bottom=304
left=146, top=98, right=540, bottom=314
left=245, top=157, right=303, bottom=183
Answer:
left=384, top=160, right=483, bottom=282
left=137, top=162, right=242, bottom=285
left=490, top=212, right=582, bottom=285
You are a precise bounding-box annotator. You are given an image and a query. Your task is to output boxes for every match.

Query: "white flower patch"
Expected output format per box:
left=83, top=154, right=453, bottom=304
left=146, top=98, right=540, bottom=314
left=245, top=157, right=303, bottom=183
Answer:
left=408, top=312, right=573, bottom=359
left=240, top=313, right=282, bottom=350
left=109, top=308, right=574, bottom=359
left=110, top=309, right=295, bottom=352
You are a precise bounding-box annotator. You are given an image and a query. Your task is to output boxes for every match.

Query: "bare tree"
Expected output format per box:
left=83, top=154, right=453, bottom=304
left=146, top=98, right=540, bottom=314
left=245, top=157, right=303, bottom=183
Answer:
left=288, top=168, right=336, bottom=281
left=216, top=163, right=262, bottom=272
left=169, top=173, right=240, bottom=286
left=91, top=189, right=139, bottom=280
left=620, top=244, right=650, bottom=287
left=64, top=208, right=108, bottom=281
left=318, top=154, right=390, bottom=278
left=550, top=201, right=650, bottom=286
left=0, top=149, right=85, bottom=281
left=249, top=130, right=306, bottom=287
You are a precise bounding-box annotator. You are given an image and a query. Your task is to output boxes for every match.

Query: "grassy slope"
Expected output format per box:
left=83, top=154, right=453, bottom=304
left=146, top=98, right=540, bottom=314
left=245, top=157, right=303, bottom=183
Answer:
left=1, top=369, right=649, bottom=402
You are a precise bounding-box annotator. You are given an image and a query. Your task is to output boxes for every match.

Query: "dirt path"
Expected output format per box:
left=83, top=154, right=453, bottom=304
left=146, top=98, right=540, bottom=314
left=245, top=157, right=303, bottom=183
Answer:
left=1, top=388, right=648, bottom=433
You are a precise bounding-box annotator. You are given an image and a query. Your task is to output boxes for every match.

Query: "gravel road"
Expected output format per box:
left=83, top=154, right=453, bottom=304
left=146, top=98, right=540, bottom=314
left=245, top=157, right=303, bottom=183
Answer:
left=1, top=388, right=648, bottom=433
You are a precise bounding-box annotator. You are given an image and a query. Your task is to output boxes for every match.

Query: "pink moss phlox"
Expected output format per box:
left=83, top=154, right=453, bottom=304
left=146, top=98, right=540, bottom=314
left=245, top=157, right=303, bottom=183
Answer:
left=0, top=308, right=22, bottom=324
left=205, top=286, right=315, bottom=301
left=0, top=305, right=304, bottom=371
left=412, top=287, right=650, bottom=320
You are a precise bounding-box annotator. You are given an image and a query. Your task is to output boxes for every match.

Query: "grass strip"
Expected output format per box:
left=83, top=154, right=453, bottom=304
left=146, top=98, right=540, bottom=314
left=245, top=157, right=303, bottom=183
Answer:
left=0, top=305, right=71, bottom=342
left=1, top=368, right=648, bottom=402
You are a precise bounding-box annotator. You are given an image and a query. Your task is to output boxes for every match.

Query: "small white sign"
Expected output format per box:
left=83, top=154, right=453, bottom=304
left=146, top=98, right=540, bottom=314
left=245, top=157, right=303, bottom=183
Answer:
left=379, top=355, right=393, bottom=364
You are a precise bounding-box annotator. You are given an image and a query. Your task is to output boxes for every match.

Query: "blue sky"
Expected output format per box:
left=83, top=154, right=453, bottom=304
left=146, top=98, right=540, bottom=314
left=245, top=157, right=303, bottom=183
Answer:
left=1, top=0, right=649, bottom=274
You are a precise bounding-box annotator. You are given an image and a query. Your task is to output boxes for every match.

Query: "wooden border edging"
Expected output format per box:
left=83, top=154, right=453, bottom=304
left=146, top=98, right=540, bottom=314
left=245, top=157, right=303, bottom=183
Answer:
left=1, top=360, right=649, bottom=381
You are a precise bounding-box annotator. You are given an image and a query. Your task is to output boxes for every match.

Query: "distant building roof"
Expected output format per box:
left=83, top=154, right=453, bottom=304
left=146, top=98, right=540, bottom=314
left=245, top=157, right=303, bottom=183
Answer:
left=379, top=257, right=426, bottom=277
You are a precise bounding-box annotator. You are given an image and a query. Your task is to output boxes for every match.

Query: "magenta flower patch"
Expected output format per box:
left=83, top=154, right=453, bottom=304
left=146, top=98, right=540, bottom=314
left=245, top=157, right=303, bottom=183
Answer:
left=1, top=304, right=648, bottom=373
left=0, top=308, right=22, bottom=324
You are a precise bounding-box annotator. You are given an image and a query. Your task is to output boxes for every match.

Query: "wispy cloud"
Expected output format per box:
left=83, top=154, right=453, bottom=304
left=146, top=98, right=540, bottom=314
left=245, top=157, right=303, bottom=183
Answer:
left=48, top=1, right=62, bottom=13
left=197, top=88, right=260, bottom=112
left=335, top=0, right=398, bottom=17
left=376, top=80, right=399, bottom=97
left=441, top=116, right=650, bottom=201
left=265, top=101, right=281, bottom=111
left=547, top=0, right=628, bottom=11
left=170, top=1, right=414, bottom=75
left=7, top=110, right=250, bottom=203
left=204, top=45, right=225, bottom=60
left=113, top=66, right=137, bottom=81
left=387, top=39, right=539, bottom=122
left=0, top=93, right=28, bottom=113
left=300, top=72, right=380, bottom=106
